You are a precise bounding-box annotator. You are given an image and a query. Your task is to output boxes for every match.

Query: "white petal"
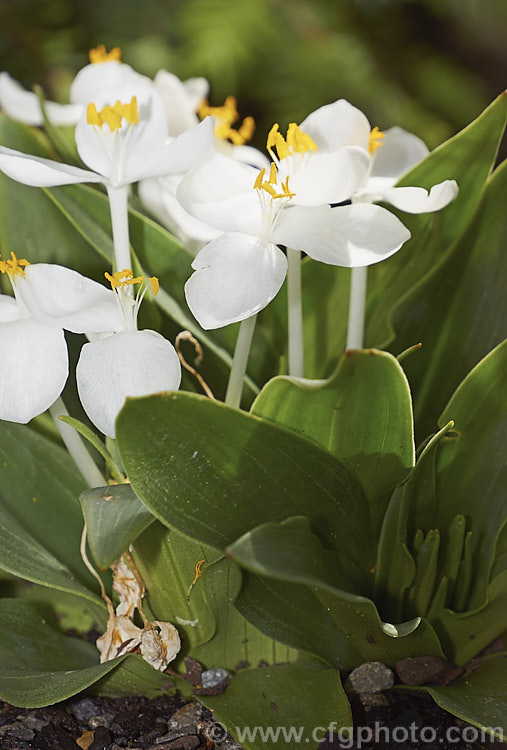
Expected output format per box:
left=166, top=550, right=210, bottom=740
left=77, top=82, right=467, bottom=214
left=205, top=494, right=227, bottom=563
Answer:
left=139, top=176, right=221, bottom=246
left=288, top=147, right=369, bottom=206
left=153, top=70, right=200, bottom=135
left=75, top=81, right=168, bottom=185
left=0, top=146, right=102, bottom=187
left=0, top=319, right=68, bottom=423
left=70, top=61, right=148, bottom=104
left=370, top=126, right=429, bottom=183
left=177, top=152, right=262, bottom=234
left=0, top=295, right=20, bottom=323
left=298, top=99, right=371, bottom=152
left=77, top=329, right=181, bottom=437
left=0, top=72, right=82, bottom=126
left=274, top=203, right=411, bottom=267
left=182, top=77, right=210, bottom=111
left=226, top=143, right=270, bottom=170
left=17, top=264, right=123, bottom=334
left=125, top=116, right=216, bottom=183
left=185, top=232, right=287, bottom=329
left=365, top=180, right=459, bottom=214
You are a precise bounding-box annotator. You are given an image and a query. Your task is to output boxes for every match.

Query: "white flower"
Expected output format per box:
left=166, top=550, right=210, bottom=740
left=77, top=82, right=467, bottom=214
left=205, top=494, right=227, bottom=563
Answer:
left=0, top=81, right=215, bottom=190
left=75, top=270, right=181, bottom=437
left=0, top=255, right=120, bottom=424
left=179, top=142, right=410, bottom=329
left=0, top=45, right=146, bottom=127
left=139, top=93, right=269, bottom=251
left=298, top=99, right=458, bottom=212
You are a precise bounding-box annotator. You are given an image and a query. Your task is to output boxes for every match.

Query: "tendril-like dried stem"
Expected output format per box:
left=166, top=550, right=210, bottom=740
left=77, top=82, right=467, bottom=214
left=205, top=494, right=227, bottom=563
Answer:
left=80, top=524, right=115, bottom=616
left=175, top=331, right=215, bottom=400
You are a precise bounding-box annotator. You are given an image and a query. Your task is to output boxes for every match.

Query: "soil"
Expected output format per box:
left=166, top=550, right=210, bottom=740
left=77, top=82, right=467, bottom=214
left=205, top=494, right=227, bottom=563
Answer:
left=1, top=688, right=505, bottom=750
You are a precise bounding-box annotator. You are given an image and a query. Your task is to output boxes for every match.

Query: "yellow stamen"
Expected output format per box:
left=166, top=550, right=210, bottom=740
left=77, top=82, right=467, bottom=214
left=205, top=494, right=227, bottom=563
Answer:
left=253, top=163, right=295, bottom=200
left=89, top=45, right=122, bottom=64
left=267, top=122, right=317, bottom=161
left=149, top=276, right=159, bottom=296
left=368, top=126, right=385, bottom=154
left=198, top=95, right=255, bottom=145
left=86, top=96, right=139, bottom=132
left=0, top=251, right=30, bottom=278
left=105, top=269, right=144, bottom=290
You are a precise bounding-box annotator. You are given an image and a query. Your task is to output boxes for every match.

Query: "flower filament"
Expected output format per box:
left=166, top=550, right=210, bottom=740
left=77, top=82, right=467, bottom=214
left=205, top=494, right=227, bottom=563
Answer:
left=198, top=96, right=255, bottom=145
left=105, top=269, right=159, bottom=331
left=87, top=96, right=139, bottom=132
left=89, top=45, right=122, bottom=64
left=368, top=126, right=385, bottom=154
left=0, top=251, right=30, bottom=278
left=253, top=163, right=295, bottom=239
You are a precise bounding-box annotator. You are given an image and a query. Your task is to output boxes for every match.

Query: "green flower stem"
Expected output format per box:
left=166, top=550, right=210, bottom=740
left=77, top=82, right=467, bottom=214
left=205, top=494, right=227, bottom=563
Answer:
left=225, top=314, right=257, bottom=409
left=346, top=266, right=368, bottom=350
left=287, top=247, right=304, bottom=377
left=106, top=185, right=131, bottom=273
left=49, top=398, right=106, bottom=488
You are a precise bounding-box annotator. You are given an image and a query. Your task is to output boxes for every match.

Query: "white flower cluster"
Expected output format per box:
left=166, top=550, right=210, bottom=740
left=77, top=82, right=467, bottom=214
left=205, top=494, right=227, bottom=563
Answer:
left=0, top=45, right=458, bottom=434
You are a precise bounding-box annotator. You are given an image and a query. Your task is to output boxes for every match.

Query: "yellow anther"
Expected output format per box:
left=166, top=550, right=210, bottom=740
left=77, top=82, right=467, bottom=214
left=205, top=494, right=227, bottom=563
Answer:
left=89, top=45, right=122, bottom=64
left=253, top=163, right=295, bottom=200
left=198, top=95, right=255, bottom=145
left=267, top=122, right=317, bottom=161
left=87, top=96, right=139, bottom=132
left=149, top=276, right=159, bottom=296
left=368, top=126, right=385, bottom=154
left=105, top=269, right=144, bottom=290
left=0, top=251, right=30, bottom=278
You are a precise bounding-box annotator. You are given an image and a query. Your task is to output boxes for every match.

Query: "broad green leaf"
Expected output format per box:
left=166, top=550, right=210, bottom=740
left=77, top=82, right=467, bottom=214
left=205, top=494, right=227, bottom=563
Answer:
left=133, top=521, right=296, bottom=672
left=435, top=340, right=507, bottom=607
left=366, top=92, right=507, bottom=348
left=201, top=664, right=352, bottom=750
left=235, top=572, right=362, bottom=670
left=0, top=599, right=122, bottom=707
left=0, top=115, right=104, bottom=277
left=388, top=159, right=507, bottom=441
left=116, top=392, right=374, bottom=594
left=252, top=349, right=414, bottom=536
left=420, top=653, right=507, bottom=739
left=91, top=653, right=173, bottom=699
left=228, top=516, right=444, bottom=666
left=0, top=420, right=98, bottom=595
left=79, top=484, right=155, bottom=569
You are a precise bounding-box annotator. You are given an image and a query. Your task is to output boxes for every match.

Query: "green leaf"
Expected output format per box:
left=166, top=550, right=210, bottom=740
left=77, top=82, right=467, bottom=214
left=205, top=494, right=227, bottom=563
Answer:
left=366, top=92, right=507, bottom=348
left=201, top=663, right=352, bottom=750
left=388, top=159, right=507, bottom=441
left=91, top=653, right=173, bottom=699
left=116, top=392, right=374, bottom=594
left=0, top=421, right=100, bottom=600
left=79, top=484, right=155, bottom=569
left=252, top=349, right=414, bottom=537
left=435, top=340, right=507, bottom=608
left=60, top=415, right=123, bottom=484
left=0, top=599, right=122, bottom=707
left=419, top=654, right=507, bottom=740
left=0, top=115, right=104, bottom=277
left=228, top=516, right=444, bottom=666
left=133, top=521, right=297, bottom=672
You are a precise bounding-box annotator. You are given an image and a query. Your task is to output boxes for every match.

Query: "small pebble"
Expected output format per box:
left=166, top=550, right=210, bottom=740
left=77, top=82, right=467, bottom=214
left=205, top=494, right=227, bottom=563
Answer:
left=89, top=713, right=115, bottom=729
left=346, top=661, right=394, bottom=694
left=0, top=722, right=35, bottom=740
left=70, top=697, right=100, bottom=723
left=201, top=668, right=230, bottom=689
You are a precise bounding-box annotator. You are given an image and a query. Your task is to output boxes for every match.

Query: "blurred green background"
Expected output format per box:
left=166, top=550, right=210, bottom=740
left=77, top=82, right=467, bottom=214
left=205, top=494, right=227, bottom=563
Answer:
left=0, top=0, right=506, bottom=154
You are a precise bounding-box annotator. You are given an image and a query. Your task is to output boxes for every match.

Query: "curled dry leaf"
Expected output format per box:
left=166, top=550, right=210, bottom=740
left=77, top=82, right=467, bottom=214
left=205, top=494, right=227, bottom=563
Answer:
left=112, top=556, right=143, bottom=617
left=140, top=620, right=182, bottom=670
left=96, top=614, right=142, bottom=663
